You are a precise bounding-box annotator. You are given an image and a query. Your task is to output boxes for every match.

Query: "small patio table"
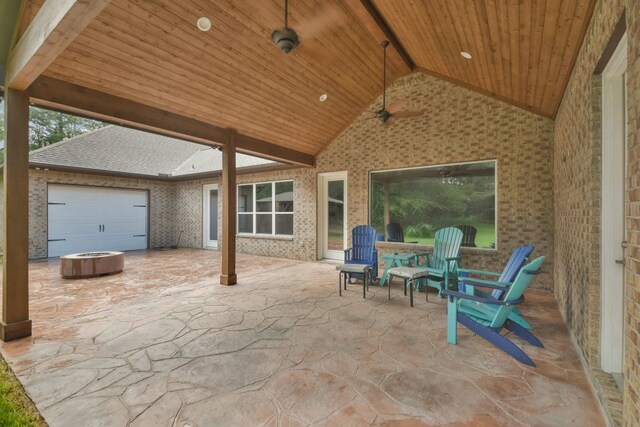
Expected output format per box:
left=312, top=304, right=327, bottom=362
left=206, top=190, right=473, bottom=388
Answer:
left=385, top=267, right=430, bottom=307
left=336, top=263, right=374, bottom=298
left=379, top=252, right=417, bottom=285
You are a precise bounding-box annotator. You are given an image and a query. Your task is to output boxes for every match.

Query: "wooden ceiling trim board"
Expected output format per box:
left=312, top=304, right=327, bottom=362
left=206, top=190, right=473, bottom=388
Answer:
left=52, top=47, right=323, bottom=152
left=414, top=66, right=552, bottom=119
left=531, top=0, right=562, bottom=112
left=6, top=0, right=111, bottom=90
left=29, top=76, right=316, bottom=166
left=527, top=0, right=547, bottom=109
left=549, top=0, right=597, bottom=116
left=111, top=0, right=366, bottom=116
left=353, top=0, right=414, bottom=71
left=538, top=0, right=578, bottom=114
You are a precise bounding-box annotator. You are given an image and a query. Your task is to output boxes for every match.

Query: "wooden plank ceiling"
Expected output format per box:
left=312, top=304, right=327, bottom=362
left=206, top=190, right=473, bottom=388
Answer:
left=20, top=0, right=595, bottom=157
left=371, top=0, right=596, bottom=118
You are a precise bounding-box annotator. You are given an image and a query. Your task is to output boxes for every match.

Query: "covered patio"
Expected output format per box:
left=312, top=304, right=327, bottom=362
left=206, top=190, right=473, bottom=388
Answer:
left=1, top=0, right=639, bottom=425
left=1, top=250, right=602, bottom=425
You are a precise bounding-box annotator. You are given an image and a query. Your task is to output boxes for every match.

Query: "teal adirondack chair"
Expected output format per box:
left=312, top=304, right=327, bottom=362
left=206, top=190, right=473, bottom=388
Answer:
left=442, top=256, right=545, bottom=366
left=414, top=227, right=463, bottom=296
left=458, top=245, right=534, bottom=329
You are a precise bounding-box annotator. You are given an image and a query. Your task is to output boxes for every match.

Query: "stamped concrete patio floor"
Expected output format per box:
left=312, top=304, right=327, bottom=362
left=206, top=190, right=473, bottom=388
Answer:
left=0, top=249, right=603, bottom=426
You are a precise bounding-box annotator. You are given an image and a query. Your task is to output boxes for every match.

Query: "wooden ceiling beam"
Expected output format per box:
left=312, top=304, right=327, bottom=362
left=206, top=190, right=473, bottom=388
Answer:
left=5, top=0, right=111, bottom=90
left=343, top=0, right=415, bottom=73
left=29, top=76, right=315, bottom=167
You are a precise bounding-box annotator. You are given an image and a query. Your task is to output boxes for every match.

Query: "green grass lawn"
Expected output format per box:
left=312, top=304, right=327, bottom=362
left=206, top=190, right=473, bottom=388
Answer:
left=0, top=255, right=46, bottom=427
left=406, top=222, right=496, bottom=248
left=0, top=354, right=46, bottom=427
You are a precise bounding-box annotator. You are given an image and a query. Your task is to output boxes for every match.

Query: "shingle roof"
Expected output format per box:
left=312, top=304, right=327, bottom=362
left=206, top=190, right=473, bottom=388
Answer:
left=28, top=125, right=276, bottom=178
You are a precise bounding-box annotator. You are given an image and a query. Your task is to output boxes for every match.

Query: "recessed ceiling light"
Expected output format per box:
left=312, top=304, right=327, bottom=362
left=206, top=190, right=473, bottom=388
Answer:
left=197, top=17, right=212, bottom=32
left=460, top=51, right=472, bottom=59
left=319, top=93, right=328, bottom=102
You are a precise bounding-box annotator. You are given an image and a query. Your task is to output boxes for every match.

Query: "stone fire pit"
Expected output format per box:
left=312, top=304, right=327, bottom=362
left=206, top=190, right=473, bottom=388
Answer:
left=60, top=251, right=124, bottom=279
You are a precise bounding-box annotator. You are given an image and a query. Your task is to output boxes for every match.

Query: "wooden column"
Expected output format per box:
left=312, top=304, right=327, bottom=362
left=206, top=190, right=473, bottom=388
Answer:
left=220, top=130, right=237, bottom=285
left=383, top=182, right=391, bottom=240
left=1, top=89, right=32, bottom=341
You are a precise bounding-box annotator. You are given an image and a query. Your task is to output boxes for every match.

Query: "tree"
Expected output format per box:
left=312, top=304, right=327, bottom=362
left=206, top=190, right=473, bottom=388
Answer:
left=28, top=107, right=105, bottom=150
left=0, top=100, right=105, bottom=161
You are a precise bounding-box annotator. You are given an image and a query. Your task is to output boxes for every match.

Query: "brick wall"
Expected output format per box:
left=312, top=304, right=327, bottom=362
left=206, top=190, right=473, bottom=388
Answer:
left=315, top=72, right=555, bottom=289
left=173, top=168, right=317, bottom=261
left=23, top=169, right=175, bottom=258
left=553, top=0, right=639, bottom=424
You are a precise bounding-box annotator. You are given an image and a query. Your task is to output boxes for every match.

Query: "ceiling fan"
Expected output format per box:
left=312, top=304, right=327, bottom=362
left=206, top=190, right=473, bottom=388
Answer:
left=370, top=40, right=425, bottom=124
left=271, top=0, right=299, bottom=53
left=271, top=0, right=342, bottom=54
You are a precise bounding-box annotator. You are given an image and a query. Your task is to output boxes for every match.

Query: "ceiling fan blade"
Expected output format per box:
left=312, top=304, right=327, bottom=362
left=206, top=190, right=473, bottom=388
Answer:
left=392, top=110, right=426, bottom=119
left=386, top=99, right=408, bottom=114
left=294, top=4, right=344, bottom=39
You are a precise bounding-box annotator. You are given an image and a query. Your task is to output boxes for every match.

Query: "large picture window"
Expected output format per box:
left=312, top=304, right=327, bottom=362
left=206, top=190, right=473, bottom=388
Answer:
left=238, top=180, right=294, bottom=236
left=369, top=161, right=496, bottom=248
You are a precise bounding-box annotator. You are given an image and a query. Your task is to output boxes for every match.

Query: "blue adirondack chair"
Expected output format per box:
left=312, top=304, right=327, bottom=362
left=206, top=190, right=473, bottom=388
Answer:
left=458, top=245, right=534, bottom=329
left=344, top=225, right=378, bottom=282
left=414, top=227, right=463, bottom=295
left=442, top=256, right=545, bottom=366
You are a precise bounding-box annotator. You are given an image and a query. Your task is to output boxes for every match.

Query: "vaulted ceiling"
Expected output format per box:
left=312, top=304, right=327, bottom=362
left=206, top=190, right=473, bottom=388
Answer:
left=13, top=0, right=595, bottom=162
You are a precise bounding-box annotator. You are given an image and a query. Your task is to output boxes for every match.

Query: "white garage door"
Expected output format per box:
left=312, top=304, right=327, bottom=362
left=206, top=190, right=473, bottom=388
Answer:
left=48, top=185, right=148, bottom=257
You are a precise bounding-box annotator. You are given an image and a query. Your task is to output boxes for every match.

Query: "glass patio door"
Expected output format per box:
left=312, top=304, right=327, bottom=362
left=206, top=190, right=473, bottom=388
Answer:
left=318, top=172, right=347, bottom=260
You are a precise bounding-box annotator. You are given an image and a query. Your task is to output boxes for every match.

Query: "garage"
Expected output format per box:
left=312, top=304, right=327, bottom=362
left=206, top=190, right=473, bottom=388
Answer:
left=48, top=185, right=148, bottom=257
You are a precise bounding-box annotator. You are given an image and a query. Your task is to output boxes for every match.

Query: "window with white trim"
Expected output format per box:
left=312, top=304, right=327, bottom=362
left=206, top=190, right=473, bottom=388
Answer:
left=238, top=180, right=294, bottom=236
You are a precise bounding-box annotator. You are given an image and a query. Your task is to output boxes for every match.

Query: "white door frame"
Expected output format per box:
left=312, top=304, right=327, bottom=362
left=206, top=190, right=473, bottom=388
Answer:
left=202, top=184, right=219, bottom=249
left=600, top=32, right=627, bottom=373
left=317, top=171, right=348, bottom=260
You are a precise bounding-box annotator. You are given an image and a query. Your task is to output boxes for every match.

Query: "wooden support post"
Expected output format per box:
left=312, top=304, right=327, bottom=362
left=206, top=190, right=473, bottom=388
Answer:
left=383, top=182, right=391, bottom=240
left=1, top=89, right=32, bottom=341
left=220, top=130, right=237, bottom=286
